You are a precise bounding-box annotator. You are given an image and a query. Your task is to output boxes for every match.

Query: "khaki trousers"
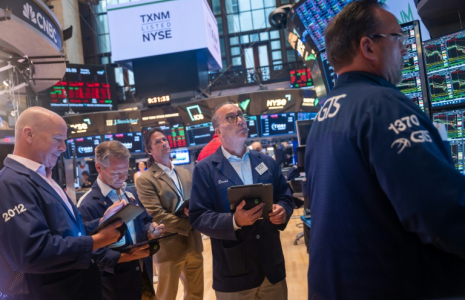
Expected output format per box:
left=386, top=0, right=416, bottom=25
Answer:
left=215, top=277, right=288, bottom=300
left=154, top=250, right=204, bottom=300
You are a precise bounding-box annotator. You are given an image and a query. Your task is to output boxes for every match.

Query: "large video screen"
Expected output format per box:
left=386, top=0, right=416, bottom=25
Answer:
left=170, top=149, right=191, bottom=165
left=66, top=135, right=102, bottom=159
left=260, top=113, right=296, bottom=137
left=294, top=0, right=355, bottom=52
left=47, top=64, right=116, bottom=112
left=104, top=132, right=143, bottom=154
left=186, top=122, right=215, bottom=146
left=433, top=110, right=464, bottom=171
left=423, top=29, right=465, bottom=108
left=397, top=21, right=429, bottom=114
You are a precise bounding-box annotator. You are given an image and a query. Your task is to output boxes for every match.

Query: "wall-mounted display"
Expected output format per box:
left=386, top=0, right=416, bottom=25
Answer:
left=104, top=132, right=143, bottom=154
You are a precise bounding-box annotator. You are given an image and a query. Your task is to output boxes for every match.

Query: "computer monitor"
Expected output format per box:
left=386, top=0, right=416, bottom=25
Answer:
left=67, top=135, right=102, bottom=159
left=296, top=120, right=313, bottom=146
left=319, top=51, right=338, bottom=92
left=186, top=122, right=215, bottom=146
left=104, top=132, right=143, bottom=154
left=423, top=28, right=465, bottom=108
left=142, top=124, right=187, bottom=149
left=170, top=149, right=190, bottom=165
left=259, top=113, right=296, bottom=137
left=245, top=115, right=259, bottom=138
left=397, top=21, right=431, bottom=116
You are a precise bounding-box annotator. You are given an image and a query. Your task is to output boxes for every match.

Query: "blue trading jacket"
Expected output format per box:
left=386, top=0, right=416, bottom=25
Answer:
left=305, top=72, right=465, bottom=299
left=0, top=157, right=101, bottom=300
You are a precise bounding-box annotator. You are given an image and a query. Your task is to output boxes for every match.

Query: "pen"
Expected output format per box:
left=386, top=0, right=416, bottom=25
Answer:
left=152, top=220, right=163, bottom=233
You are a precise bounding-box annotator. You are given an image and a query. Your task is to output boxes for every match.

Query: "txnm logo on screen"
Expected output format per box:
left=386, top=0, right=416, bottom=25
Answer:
left=140, top=11, right=172, bottom=42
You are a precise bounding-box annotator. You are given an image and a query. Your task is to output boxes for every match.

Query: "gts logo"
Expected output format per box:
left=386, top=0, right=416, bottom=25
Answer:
left=317, top=94, right=346, bottom=122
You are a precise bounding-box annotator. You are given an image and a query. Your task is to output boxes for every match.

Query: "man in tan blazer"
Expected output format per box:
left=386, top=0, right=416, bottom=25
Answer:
left=136, top=127, right=203, bottom=300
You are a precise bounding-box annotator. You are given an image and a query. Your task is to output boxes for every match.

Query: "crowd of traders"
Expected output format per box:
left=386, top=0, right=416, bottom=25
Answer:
left=3, top=1, right=465, bottom=300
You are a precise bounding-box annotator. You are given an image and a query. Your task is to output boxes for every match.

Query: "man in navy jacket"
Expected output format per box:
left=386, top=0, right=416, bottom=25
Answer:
left=0, top=107, right=123, bottom=300
left=306, top=1, right=465, bottom=299
left=190, top=102, right=293, bottom=300
left=79, top=141, right=164, bottom=300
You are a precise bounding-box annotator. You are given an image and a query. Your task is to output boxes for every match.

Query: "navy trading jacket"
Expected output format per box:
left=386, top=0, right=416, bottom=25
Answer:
left=0, top=157, right=102, bottom=300
left=190, top=147, right=293, bottom=292
left=305, top=71, right=465, bottom=299
left=78, top=183, right=155, bottom=300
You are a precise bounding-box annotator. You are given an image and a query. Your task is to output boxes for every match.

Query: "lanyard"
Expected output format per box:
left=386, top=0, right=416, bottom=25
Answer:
left=169, top=168, right=184, bottom=200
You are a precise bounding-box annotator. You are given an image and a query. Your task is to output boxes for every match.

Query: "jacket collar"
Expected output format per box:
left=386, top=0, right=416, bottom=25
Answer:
left=90, top=181, right=113, bottom=209
left=335, top=71, right=397, bottom=90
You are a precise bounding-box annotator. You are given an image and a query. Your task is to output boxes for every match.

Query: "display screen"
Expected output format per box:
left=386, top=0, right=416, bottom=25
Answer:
left=423, top=29, right=465, bottom=107
left=104, top=132, right=143, bottom=153
left=260, top=113, right=296, bottom=137
left=295, top=0, right=355, bottom=52
left=297, top=112, right=318, bottom=120
left=290, top=68, right=313, bottom=88
left=245, top=116, right=259, bottom=138
left=320, top=51, right=338, bottom=91
left=433, top=110, right=464, bottom=171
left=296, top=119, right=313, bottom=146
left=186, top=122, right=215, bottom=146
left=47, top=64, right=116, bottom=112
left=142, top=124, right=187, bottom=149
left=66, top=135, right=102, bottom=159
left=397, top=22, right=428, bottom=113
left=170, top=149, right=191, bottom=165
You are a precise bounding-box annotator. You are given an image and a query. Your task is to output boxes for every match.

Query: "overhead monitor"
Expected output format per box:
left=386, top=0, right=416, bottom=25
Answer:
left=170, top=148, right=191, bottom=165
left=186, top=122, right=215, bottom=146
left=294, top=0, right=355, bottom=52
left=296, top=120, right=313, bottom=146
left=423, top=28, right=465, bottom=108
left=67, top=135, right=102, bottom=159
left=104, top=132, right=143, bottom=154
left=290, top=68, right=313, bottom=88
left=297, top=112, right=318, bottom=121
left=397, top=21, right=430, bottom=115
left=260, top=113, right=296, bottom=137
left=245, top=116, right=259, bottom=138
left=46, top=64, right=116, bottom=112
left=142, top=124, right=187, bottom=149
left=432, top=109, right=464, bottom=171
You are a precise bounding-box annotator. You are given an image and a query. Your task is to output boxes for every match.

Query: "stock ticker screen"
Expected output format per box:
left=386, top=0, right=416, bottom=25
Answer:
left=104, top=132, right=143, bottom=154
left=295, top=0, right=355, bottom=52
left=423, top=29, right=465, bottom=108
left=320, top=51, right=338, bottom=91
left=433, top=110, right=464, bottom=171
left=66, top=135, right=102, bottom=159
left=397, top=22, right=427, bottom=113
left=245, top=115, right=259, bottom=138
left=290, top=68, right=313, bottom=88
left=47, top=64, right=116, bottom=112
left=142, top=124, right=187, bottom=149
left=186, top=122, right=215, bottom=146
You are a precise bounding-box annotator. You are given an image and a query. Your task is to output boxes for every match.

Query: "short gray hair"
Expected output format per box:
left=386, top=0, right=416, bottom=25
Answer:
left=212, top=101, right=237, bottom=128
left=324, top=0, right=385, bottom=72
left=95, top=141, right=130, bottom=167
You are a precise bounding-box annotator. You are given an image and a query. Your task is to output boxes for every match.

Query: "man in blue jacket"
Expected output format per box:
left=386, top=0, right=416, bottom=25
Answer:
left=190, top=102, right=294, bottom=300
left=0, top=107, right=123, bottom=300
left=305, top=1, right=465, bottom=299
left=78, top=141, right=164, bottom=300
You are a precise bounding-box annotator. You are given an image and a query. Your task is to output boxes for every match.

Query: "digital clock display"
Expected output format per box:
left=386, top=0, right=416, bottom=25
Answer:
left=147, top=95, right=171, bottom=106
left=46, top=64, right=116, bottom=112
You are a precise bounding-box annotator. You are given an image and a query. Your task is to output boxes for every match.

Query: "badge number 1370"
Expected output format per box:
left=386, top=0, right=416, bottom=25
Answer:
left=2, top=204, right=27, bottom=222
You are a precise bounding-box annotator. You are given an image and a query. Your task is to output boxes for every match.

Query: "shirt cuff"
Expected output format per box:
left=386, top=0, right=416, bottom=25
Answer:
left=233, top=214, right=241, bottom=231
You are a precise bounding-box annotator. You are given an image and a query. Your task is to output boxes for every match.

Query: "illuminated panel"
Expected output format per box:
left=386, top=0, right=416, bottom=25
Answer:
left=104, top=132, right=143, bottom=153
left=245, top=116, right=259, bottom=138
left=424, top=29, right=465, bottom=108
left=142, top=124, right=187, bottom=149
left=260, top=113, right=296, bottom=137
left=290, top=68, right=313, bottom=88
left=320, top=51, right=338, bottom=91
left=186, top=122, right=215, bottom=146
left=397, top=23, right=426, bottom=112
left=433, top=110, right=463, bottom=171
left=66, top=135, right=103, bottom=159
left=295, top=0, right=355, bottom=52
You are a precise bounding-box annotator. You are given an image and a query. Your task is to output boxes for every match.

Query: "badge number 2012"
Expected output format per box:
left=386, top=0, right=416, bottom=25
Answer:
left=2, top=204, right=27, bottom=222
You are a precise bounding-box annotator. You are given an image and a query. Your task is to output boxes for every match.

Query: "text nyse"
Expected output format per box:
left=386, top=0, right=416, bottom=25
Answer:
left=140, top=11, right=172, bottom=42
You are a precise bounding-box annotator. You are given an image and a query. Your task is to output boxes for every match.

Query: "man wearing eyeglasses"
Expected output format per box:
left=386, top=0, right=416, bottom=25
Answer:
left=189, top=102, right=294, bottom=300
left=305, top=0, right=465, bottom=299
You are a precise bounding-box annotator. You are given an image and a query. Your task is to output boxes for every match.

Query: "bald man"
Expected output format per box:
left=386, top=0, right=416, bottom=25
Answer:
left=0, top=107, right=124, bottom=300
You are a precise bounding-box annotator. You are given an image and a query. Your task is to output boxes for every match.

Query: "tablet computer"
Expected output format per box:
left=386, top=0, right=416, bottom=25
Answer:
left=227, top=183, right=273, bottom=220
left=119, top=233, right=178, bottom=252
left=90, top=203, right=145, bottom=235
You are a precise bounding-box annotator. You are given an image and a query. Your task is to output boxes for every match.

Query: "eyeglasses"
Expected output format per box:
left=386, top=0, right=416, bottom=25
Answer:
left=367, top=32, right=409, bottom=47
left=225, top=112, right=245, bottom=124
